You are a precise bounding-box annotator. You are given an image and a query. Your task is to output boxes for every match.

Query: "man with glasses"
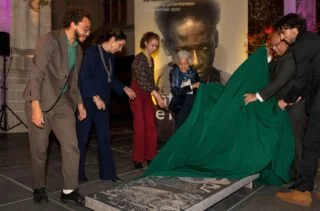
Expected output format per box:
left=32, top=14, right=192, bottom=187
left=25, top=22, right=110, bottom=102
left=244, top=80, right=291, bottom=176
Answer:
left=273, top=13, right=320, bottom=207
left=244, top=32, right=307, bottom=183
left=23, top=8, right=91, bottom=206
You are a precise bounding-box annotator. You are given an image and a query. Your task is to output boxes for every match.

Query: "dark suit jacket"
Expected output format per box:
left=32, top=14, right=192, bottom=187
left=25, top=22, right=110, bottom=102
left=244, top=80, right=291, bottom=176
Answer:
left=23, top=29, right=83, bottom=111
left=284, top=31, right=320, bottom=105
left=78, top=45, right=124, bottom=104
left=259, top=51, right=296, bottom=101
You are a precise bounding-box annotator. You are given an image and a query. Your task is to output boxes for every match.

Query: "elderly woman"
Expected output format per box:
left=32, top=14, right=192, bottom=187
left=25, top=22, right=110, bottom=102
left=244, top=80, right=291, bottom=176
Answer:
left=169, top=50, right=200, bottom=129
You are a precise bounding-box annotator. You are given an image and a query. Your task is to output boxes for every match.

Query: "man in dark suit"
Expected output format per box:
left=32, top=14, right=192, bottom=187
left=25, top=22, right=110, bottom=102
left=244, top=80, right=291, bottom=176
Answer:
left=274, top=13, right=320, bottom=207
left=244, top=32, right=307, bottom=181
left=23, top=8, right=91, bottom=206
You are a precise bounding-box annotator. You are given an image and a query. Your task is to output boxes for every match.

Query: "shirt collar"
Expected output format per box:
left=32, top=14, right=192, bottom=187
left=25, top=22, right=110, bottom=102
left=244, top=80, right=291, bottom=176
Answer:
left=64, top=31, right=78, bottom=47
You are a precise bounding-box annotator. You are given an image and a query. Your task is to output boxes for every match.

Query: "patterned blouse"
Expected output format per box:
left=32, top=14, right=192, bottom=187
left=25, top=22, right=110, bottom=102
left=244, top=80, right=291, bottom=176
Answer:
left=131, top=52, right=156, bottom=92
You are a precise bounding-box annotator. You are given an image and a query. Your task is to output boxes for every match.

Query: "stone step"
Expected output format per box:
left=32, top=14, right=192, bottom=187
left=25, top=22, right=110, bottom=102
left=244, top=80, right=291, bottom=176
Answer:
left=85, top=174, right=259, bottom=211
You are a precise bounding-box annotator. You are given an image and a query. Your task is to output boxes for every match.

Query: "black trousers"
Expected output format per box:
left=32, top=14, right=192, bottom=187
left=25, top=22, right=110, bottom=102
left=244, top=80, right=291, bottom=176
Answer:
left=174, top=95, right=195, bottom=130
left=295, top=91, right=320, bottom=191
left=76, top=100, right=117, bottom=181
left=295, top=119, right=320, bottom=192
left=286, top=99, right=307, bottom=180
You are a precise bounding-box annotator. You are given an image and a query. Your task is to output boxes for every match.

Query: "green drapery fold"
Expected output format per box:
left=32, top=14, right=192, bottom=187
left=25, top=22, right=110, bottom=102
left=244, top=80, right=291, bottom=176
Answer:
left=145, top=47, right=294, bottom=185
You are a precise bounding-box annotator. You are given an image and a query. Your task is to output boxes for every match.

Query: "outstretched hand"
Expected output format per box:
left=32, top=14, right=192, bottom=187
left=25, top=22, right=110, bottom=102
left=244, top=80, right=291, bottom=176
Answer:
left=123, top=86, right=136, bottom=100
left=243, top=93, right=257, bottom=105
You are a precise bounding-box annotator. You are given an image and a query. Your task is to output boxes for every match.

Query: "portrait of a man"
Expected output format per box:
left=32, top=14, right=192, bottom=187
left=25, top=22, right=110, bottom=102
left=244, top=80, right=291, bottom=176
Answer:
left=155, top=0, right=227, bottom=97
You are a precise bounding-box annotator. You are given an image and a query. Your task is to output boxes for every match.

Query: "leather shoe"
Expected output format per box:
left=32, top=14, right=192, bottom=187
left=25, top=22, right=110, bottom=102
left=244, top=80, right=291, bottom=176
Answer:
left=133, top=162, right=143, bottom=169
left=60, top=189, right=85, bottom=206
left=276, top=189, right=312, bottom=207
left=33, top=187, right=48, bottom=203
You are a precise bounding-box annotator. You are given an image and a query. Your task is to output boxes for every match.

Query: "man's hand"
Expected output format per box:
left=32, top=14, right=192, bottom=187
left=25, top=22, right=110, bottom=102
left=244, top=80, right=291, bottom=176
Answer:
left=77, top=103, right=87, bottom=121
left=243, top=93, right=257, bottom=105
left=123, top=86, right=136, bottom=100
left=31, top=100, right=44, bottom=128
left=278, top=99, right=288, bottom=110
left=93, top=95, right=105, bottom=110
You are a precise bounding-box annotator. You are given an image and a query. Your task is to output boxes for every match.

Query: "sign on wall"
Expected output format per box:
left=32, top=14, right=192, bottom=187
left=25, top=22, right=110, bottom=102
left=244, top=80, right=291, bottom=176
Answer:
left=134, top=0, right=248, bottom=141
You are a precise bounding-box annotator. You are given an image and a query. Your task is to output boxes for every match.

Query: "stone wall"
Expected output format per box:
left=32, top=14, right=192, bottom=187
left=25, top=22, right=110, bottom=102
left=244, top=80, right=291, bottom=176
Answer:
left=0, top=0, right=51, bottom=133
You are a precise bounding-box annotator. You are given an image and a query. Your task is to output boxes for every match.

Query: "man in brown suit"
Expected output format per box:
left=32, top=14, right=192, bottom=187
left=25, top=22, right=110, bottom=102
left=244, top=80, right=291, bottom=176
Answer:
left=23, top=8, right=91, bottom=206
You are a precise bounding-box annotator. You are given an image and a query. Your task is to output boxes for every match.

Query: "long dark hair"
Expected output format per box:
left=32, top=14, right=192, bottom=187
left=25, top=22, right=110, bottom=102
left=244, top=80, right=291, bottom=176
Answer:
left=96, top=28, right=127, bottom=44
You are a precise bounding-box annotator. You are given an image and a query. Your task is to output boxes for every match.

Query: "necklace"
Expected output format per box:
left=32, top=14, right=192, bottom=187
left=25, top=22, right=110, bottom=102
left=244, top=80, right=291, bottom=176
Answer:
left=98, top=44, right=112, bottom=83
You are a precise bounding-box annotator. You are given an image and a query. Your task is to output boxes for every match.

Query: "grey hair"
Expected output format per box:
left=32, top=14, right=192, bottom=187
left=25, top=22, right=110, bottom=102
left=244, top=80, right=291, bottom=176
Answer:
left=177, top=50, right=193, bottom=65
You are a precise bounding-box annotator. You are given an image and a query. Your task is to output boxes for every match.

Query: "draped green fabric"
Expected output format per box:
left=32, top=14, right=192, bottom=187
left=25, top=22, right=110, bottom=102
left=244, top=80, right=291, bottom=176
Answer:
left=145, top=47, right=294, bottom=185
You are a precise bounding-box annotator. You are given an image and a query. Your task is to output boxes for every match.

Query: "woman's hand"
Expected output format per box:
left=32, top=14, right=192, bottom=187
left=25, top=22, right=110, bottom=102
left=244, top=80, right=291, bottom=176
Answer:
left=152, top=90, right=167, bottom=109
left=192, top=82, right=200, bottom=89
left=156, top=96, right=167, bottom=109
left=93, top=95, right=105, bottom=110
left=123, top=86, right=136, bottom=100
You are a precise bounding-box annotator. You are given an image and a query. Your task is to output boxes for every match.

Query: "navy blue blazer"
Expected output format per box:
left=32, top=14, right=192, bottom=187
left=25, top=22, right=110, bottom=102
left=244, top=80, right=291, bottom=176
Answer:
left=79, top=45, right=124, bottom=104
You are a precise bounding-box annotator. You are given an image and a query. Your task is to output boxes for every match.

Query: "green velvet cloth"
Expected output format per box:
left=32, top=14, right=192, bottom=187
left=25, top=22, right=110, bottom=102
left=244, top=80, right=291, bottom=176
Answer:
left=145, top=47, right=294, bottom=185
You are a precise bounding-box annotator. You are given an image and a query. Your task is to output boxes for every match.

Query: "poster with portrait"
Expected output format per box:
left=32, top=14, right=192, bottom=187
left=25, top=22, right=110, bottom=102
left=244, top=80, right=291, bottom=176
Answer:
left=134, top=0, right=248, bottom=142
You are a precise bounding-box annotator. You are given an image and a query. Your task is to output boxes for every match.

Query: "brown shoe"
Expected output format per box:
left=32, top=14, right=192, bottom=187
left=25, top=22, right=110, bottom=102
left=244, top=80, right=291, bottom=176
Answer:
left=276, top=189, right=312, bottom=207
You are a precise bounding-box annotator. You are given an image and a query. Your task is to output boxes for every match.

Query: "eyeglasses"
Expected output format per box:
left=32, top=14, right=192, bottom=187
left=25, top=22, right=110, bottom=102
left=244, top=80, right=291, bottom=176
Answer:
left=76, top=23, right=91, bottom=35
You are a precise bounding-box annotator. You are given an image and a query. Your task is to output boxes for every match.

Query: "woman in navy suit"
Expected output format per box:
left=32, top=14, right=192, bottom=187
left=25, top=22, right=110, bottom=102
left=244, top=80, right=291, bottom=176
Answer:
left=77, top=28, right=135, bottom=182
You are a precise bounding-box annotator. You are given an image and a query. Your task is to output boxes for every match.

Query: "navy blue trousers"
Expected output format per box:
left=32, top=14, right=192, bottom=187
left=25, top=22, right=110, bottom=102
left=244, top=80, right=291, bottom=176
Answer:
left=76, top=100, right=117, bottom=181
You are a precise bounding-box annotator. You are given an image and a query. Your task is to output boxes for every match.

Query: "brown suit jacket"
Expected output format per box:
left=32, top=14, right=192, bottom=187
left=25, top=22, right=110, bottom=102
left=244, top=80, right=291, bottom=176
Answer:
left=23, top=29, right=83, bottom=111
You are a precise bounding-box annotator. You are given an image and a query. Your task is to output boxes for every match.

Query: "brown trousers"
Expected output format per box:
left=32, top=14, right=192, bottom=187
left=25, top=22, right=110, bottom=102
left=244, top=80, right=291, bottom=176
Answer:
left=25, top=96, right=79, bottom=189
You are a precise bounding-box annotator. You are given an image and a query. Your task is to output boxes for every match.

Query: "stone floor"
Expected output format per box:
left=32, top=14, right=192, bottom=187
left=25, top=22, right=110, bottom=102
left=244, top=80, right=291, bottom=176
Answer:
left=0, top=120, right=319, bottom=211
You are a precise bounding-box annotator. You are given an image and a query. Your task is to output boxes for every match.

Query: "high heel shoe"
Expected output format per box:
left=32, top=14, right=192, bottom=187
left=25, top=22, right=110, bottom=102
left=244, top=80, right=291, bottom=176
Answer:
left=133, top=162, right=143, bottom=169
left=112, top=177, right=124, bottom=183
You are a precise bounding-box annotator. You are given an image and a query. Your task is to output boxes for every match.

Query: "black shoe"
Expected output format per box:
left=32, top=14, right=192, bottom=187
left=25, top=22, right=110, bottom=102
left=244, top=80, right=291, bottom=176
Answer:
left=133, top=161, right=143, bottom=169
left=79, top=177, right=88, bottom=184
left=60, top=189, right=85, bottom=206
left=112, top=177, right=124, bottom=183
left=33, top=187, right=48, bottom=203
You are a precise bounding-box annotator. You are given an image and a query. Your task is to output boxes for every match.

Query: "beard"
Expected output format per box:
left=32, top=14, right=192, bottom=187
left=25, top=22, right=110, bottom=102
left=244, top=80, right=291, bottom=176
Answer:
left=75, top=29, right=81, bottom=41
left=75, top=29, right=86, bottom=43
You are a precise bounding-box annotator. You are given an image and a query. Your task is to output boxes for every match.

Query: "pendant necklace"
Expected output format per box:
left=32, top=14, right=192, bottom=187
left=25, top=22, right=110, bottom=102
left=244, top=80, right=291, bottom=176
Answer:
left=98, top=44, right=112, bottom=83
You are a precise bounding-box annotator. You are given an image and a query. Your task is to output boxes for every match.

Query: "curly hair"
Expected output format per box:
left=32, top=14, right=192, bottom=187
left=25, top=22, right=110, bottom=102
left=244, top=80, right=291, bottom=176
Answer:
left=274, top=13, right=306, bottom=33
left=140, top=32, right=159, bottom=49
left=62, top=7, right=91, bottom=28
left=96, top=28, right=127, bottom=44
